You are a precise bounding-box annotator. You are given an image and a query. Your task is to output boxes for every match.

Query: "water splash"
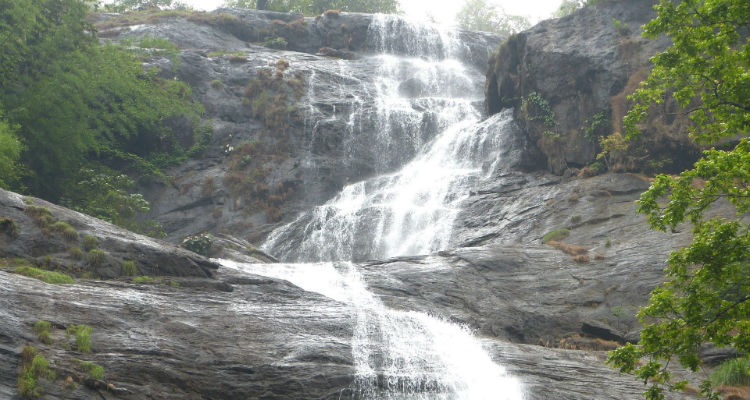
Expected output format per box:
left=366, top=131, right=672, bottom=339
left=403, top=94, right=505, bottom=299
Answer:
left=220, top=260, right=524, bottom=400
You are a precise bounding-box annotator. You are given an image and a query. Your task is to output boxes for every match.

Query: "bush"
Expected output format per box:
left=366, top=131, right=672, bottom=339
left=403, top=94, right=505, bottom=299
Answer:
left=75, top=359, right=104, bottom=380
left=69, top=246, right=83, bottom=260
left=87, top=249, right=107, bottom=268
left=15, top=266, right=75, bottom=285
left=133, top=275, right=156, bottom=283
left=542, top=228, right=570, bottom=243
left=210, top=79, right=224, bottom=89
left=66, top=324, right=92, bottom=353
left=82, top=235, right=97, bottom=251
left=181, top=233, right=212, bottom=256
left=51, top=221, right=78, bottom=241
left=264, top=36, right=288, bottom=50
left=710, top=358, right=750, bottom=387
left=33, top=321, right=52, bottom=344
left=121, top=260, right=137, bottom=276
left=0, top=217, right=18, bottom=238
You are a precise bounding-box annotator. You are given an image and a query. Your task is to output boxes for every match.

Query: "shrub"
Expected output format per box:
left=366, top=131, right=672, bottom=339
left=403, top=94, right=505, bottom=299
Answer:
left=33, top=321, right=52, bottom=345
left=710, top=358, right=750, bottom=387
left=18, top=345, right=54, bottom=398
left=66, top=325, right=92, bottom=353
left=181, top=233, right=212, bottom=256
left=121, top=260, right=137, bottom=276
left=0, top=217, right=18, bottom=238
left=133, top=275, right=155, bottom=283
left=87, top=249, right=107, bottom=268
left=210, top=79, right=224, bottom=89
left=24, top=205, right=54, bottom=229
left=15, top=266, right=75, bottom=285
left=75, top=359, right=104, bottom=380
left=69, top=246, right=83, bottom=260
left=542, top=228, right=570, bottom=243
left=82, top=235, right=97, bottom=251
left=264, top=36, right=288, bottom=50
left=52, top=221, right=78, bottom=241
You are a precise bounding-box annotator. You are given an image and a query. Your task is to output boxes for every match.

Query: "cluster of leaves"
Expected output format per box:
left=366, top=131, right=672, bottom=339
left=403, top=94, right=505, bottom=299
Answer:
left=180, top=232, right=213, bottom=255
left=521, top=92, right=558, bottom=137
left=0, top=0, right=206, bottom=236
left=455, top=0, right=531, bottom=36
left=607, top=0, right=750, bottom=399
left=226, top=0, right=399, bottom=15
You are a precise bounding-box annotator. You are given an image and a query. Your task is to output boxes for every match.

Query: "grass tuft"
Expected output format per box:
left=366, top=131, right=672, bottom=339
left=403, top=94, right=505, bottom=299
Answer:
left=66, top=325, right=92, bottom=353
left=33, top=321, right=52, bottom=345
left=710, top=358, right=750, bottom=387
left=15, top=266, right=75, bottom=284
left=121, top=260, right=137, bottom=276
left=542, top=228, right=570, bottom=243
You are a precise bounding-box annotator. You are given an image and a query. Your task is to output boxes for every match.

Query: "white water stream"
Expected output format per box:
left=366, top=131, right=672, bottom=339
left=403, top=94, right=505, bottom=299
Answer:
left=229, top=14, right=525, bottom=399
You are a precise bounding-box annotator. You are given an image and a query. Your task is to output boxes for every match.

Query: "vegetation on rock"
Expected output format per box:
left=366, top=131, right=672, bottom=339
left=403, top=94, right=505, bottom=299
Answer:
left=607, top=0, right=750, bottom=398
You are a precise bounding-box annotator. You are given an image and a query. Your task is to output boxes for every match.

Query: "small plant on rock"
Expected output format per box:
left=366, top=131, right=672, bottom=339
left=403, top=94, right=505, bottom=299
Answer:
left=66, top=324, right=92, bottom=353
left=180, top=232, right=213, bottom=256
left=87, top=249, right=106, bottom=268
left=120, top=260, right=137, bottom=276
left=542, top=228, right=570, bottom=243
left=0, top=217, right=19, bottom=238
left=69, top=246, right=83, bottom=260
left=33, top=321, right=52, bottom=344
left=82, top=235, right=97, bottom=251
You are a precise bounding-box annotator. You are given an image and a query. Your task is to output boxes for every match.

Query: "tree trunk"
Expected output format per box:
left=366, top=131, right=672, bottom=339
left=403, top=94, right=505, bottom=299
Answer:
left=256, top=0, right=268, bottom=10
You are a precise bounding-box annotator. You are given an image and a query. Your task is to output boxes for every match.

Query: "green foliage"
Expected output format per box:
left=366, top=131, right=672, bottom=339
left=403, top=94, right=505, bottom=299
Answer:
left=210, top=79, right=224, bottom=89
left=710, top=357, right=750, bottom=387
left=66, top=324, right=92, bottom=353
left=583, top=110, right=611, bottom=142
left=33, top=321, right=52, bottom=345
left=264, top=36, right=288, bottom=50
left=0, top=0, right=204, bottom=209
left=608, top=2, right=750, bottom=398
left=133, top=275, right=156, bottom=283
left=542, top=228, right=570, bottom=243
left=51, top=221, right=78, bottom=242
left=15, top=266, right=75, bottom=285
left=74, top=359, right=105, bottom=380
left=69, top=246, right=83, bottom=260
left=226, top=0, right=399, bottom=15
left=181, top=232, right=213, bottom=255
left=64, top=168, right=164, bottom=237
left=0, top=107, right=21, bottom=189
left=0, top=217, right=19, bottom=238
left=104, top=0, right=178, bottom=12
left=521, top=92, right=558, bottom=137
left=121, top=260, right=137, bottom=276
left=455, top=0, right=531, bottom=36
left=87, top=249, right=107, bottom=268
left=18, top=345, right=54, bottom=398
left=82, top=235, right=98, bottom=251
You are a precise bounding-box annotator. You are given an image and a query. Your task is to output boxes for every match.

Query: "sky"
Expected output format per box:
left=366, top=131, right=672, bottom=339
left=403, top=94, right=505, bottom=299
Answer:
left=180, top=0, right=564, bottom=25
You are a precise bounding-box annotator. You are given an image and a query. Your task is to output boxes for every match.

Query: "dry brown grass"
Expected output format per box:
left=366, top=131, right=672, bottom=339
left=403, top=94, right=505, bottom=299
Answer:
left=716, top=386, right=750, bottom=400
left=547, top=240, right=589, bottom=256
left=572, top=254, right=590, bottom=263
left=610, top=66, right=649, bottom=135
left=540, top=334, right=620, bottom=351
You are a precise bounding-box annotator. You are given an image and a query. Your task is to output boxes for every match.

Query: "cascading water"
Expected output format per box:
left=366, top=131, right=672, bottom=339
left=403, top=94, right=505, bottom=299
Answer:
left=220, top=260, right=524, bottom=400
left=224, top=14, right=525, bottom=399
left=263, top=14, right=516, bottom=263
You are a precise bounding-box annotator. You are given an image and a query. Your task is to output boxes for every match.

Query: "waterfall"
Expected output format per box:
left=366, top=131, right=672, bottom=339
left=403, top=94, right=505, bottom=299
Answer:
left=229, top=15, right=526, bottom=400
left=221, top=260, right=524, bottom=400
left=263, top=14, right=518, bottom=263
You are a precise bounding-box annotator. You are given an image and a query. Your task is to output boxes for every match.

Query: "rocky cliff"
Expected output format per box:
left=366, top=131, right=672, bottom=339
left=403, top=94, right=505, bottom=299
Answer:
left=485, top=0, right=700, bottom=175
left=0, top=2, right=722, bottom=399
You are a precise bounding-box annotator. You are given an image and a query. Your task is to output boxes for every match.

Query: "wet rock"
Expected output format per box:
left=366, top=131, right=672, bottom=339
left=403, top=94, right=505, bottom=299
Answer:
left=485, top=0, right=700, bottom=175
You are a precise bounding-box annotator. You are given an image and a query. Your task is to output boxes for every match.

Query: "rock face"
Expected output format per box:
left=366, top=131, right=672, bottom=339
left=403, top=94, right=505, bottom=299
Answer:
left=485, top=0, right=700, bottom=175
left=94, top=9, right=501, bottom=243
left=0, top=189, right=218, bottom=279
left=0, top=3, right=715, bottom=400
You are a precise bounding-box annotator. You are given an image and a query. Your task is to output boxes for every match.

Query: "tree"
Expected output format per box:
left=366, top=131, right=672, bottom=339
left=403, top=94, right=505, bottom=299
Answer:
left=455, top=0, right=530, bottom=36
left=0, top=107, right=21, bottom=190
left=552, top=0, right=607, bottom=18
left=607, top=0, right=750, bottom=399
left=225, top=0, right=399, bottom=15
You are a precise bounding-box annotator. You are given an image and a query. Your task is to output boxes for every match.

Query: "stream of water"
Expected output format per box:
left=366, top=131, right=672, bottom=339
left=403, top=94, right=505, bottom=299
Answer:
left=228, top=14, right=525, bottom=399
